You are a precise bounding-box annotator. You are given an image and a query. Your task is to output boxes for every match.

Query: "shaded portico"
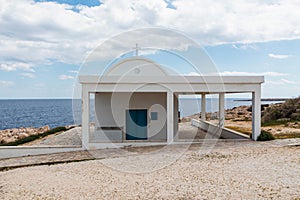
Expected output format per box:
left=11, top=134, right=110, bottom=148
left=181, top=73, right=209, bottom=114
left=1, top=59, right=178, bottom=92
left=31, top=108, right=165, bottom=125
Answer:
left=79, top=75, right=264, bottom=149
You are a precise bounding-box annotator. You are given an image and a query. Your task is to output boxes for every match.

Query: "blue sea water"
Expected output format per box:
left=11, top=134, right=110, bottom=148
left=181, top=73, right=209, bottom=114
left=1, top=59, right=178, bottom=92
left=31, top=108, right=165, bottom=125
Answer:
left=0, top=99, right=77, bottom=130
left=178, top=98, right=253, bottom=118
left=0, top=98, right=281, bottom=130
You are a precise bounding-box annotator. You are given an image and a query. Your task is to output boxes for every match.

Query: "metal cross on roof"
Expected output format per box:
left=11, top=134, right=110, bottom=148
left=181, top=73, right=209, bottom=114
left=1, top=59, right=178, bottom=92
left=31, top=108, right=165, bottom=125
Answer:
left=133, top=43, right=141, bottom=56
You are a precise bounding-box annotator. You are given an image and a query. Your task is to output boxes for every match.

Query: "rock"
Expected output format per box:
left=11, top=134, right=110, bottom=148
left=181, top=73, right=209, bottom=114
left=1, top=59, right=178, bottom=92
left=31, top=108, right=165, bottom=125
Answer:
left=0, top=125, right=51, bottom=144
left=3, top=137, right=15, bottom=144
left=18, top=132, right=29, bottom=139
left=277, top=118, right=290, bottom=122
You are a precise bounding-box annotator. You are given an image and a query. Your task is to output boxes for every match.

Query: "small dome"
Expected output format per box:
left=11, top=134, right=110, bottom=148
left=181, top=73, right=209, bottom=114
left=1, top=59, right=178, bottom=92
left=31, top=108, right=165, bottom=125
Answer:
left=104, top=56, right=168, bottom=76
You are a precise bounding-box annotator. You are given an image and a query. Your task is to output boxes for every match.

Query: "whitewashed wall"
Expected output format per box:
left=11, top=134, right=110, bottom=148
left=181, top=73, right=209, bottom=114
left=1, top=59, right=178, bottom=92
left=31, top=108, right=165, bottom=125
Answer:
left=95, top=92, right=167, bottom=141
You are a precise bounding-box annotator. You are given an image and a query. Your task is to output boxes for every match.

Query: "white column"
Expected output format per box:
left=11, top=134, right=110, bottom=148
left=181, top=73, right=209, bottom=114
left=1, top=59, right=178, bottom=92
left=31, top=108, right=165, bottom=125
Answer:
left=219, top=93, right=225, bottom=128
left=167, top=91, right=174, bottom=143
left=201, top=93, right=206, bottom=121
left=81, top=85, right=90, bottom=149
left=252, top=88, right=261, bottom=140
left=174, top=94, right=179, bottom=135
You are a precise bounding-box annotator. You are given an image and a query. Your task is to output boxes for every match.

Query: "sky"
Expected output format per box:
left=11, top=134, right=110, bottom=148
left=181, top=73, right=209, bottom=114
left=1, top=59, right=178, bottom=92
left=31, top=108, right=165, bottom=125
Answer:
left=0, top=0, right=300, bottom=99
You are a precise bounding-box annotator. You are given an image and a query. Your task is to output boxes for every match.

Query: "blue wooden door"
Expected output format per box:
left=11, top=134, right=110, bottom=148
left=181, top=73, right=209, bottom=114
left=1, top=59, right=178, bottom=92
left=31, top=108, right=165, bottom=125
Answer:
left=126, top=109, right=147, bottom=140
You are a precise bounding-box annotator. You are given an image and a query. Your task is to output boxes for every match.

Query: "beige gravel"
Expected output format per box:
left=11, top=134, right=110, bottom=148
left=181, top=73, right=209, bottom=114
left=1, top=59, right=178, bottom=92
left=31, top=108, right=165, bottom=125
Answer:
left=0, top=141, right=299, bottom=199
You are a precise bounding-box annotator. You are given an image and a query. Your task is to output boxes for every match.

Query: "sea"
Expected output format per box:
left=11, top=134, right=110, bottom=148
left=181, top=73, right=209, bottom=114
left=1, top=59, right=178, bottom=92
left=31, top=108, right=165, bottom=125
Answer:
left=0, top=98, right=283, bottom=130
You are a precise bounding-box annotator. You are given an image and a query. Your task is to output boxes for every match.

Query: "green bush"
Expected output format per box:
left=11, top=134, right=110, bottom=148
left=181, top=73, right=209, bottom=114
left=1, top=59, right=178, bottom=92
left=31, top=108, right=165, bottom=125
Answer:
left=257, top=130, right=275, bottom=141
left=262, top=96, right=300, bottom=124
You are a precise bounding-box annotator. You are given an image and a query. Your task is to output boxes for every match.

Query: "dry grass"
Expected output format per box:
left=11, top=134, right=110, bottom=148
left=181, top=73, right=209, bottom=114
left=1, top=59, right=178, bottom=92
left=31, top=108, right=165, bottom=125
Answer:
left=225, top=126, right=252, bottom=136
left=273, top=132, right=300, bottom=139
left=226, top=125, right=300, bottom=139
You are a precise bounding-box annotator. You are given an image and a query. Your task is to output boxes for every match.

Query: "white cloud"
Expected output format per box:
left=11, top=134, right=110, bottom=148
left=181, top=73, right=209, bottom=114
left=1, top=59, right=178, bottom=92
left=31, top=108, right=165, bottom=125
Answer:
left=184, top=72, right=201, bottom=76
left=0, top=62, right=35, bottom=72
left=232, top=44, right=257, bottom=50
left=268, top=53, right=291, bottom=59
left=220, top=71, right=288, bottom=77
left=59, top=75, right=74, bottom=80
left=172, top=0, right=300, bottom=44
left=262, top=72, right=288, bottom=77
left=0, top=80, right=14, bottom=86
left=20, top=73, right=35, bottom=78
left=267, top=78, right=300, bottom=86
left=267, top=80, right=283, bottom=86
left=68, top=70, right=79, bottom=73
left=280, top=78, right=299, bottom=84
left=1, top=0, right=300, bottom=71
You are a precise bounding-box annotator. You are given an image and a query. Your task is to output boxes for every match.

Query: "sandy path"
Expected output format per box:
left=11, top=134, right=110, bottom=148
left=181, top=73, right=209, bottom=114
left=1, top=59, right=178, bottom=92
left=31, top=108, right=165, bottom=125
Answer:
left=1, top=140, right=299, bottom=199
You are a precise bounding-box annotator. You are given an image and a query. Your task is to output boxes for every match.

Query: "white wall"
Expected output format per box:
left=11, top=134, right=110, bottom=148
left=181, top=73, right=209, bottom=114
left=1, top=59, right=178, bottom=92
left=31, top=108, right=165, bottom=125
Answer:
left=105, top=57, right=168, bottom=76
left=95, top=92, right=167, bottom=141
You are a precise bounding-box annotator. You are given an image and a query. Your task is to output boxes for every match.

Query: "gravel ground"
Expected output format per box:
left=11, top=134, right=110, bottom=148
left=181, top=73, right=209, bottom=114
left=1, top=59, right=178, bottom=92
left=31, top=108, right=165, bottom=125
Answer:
left=22, top=123, right=212, bottom=146
left=1, top=140, right=299, bottom=199
left=22, top=127, right=82, bottom=146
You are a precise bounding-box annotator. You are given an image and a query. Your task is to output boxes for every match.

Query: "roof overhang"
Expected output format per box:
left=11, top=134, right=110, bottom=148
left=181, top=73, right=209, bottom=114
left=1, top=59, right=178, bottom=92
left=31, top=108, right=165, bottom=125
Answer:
left=79, top=75, right=264, bottom=84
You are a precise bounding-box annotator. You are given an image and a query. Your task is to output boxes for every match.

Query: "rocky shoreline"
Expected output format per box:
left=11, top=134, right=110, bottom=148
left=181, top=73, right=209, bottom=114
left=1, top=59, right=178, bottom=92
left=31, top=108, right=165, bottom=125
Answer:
left=1, top=102, right=299, bottom=145
left=182, top=103, right=300, bottom=138
left=0, top=126, right=50, bottom=144
left=181, top=105, right=253, bottom=122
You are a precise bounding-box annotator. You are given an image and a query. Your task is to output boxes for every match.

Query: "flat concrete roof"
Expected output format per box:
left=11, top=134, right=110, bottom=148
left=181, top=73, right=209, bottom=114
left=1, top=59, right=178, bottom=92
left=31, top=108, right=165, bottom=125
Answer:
left=79, top=75, right=264, bottom=84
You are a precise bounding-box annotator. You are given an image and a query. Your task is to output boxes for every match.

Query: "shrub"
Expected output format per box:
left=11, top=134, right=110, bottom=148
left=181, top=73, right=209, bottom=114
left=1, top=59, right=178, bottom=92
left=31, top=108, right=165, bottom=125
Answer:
left=291, top=113, right=300, bottom=121
left=262, top=96, right=300, bottom=124
left=257, top=130, right=275, bottom=141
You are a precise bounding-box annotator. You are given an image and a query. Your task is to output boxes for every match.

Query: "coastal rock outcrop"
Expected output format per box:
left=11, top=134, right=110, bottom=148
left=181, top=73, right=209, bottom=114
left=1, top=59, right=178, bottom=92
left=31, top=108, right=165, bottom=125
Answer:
left=0, top=125, right=50, bottom=144
left=181, top=105, right=253, bottom=122
left=225, top=105, right=252, bottom=121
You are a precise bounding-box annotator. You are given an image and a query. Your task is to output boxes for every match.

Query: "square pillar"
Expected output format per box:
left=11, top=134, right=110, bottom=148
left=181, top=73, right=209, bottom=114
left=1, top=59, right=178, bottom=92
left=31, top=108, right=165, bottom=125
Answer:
left=81, top=85, right=90, bottom=149
left=167, top=91, right=174, bottom=143
left=174, top=94, right=179, bottom=135
left=252, top=89, right=261, bottom=140
left=201, top=93, right=206, bottom=121
left=219, top=93, right=225, bottom=128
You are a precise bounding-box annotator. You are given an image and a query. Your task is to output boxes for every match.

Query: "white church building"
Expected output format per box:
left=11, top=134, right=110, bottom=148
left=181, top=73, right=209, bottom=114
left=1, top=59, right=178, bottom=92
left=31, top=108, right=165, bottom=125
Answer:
left=79, top=56, right=264, bottom=149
